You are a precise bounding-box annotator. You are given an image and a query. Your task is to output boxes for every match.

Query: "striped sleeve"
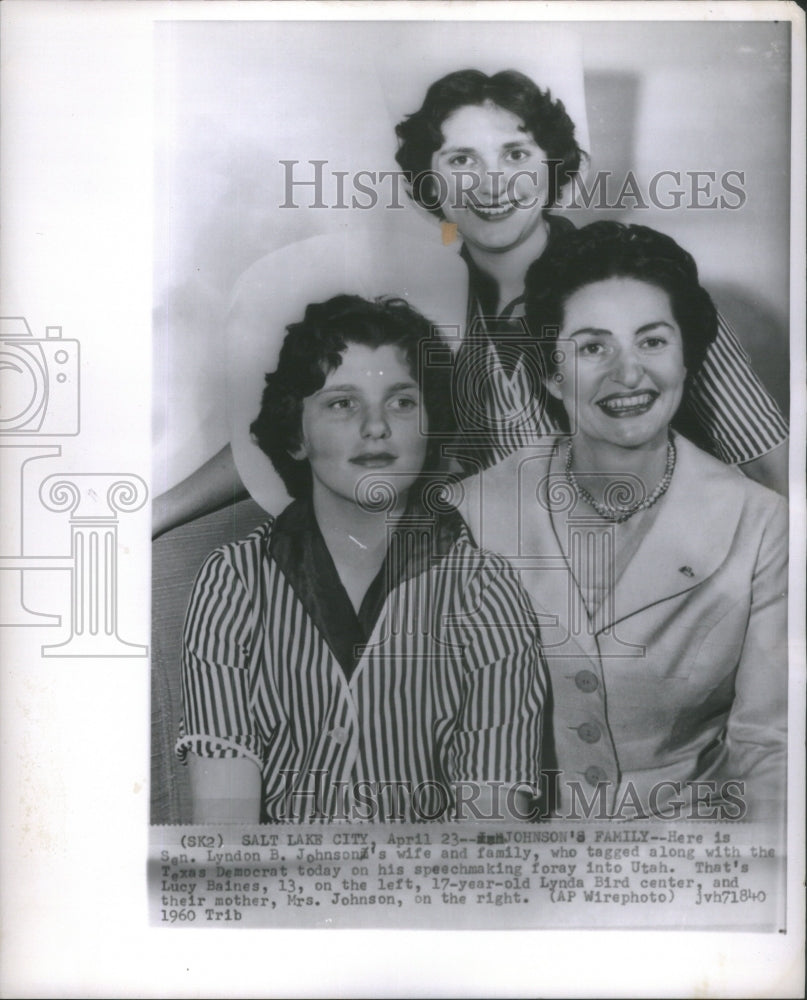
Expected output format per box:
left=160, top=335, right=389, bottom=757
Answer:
left=176, top=543, right=265, bottom=768
left=687, top=311, right=788, bottom=465
left=446, top=549, right=547, bottom=786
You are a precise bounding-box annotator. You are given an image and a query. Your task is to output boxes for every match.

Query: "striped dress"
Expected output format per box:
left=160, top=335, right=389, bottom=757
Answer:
left=177, top=503, right=546, bottom=822
left=453, top=221, right=789, bottom=472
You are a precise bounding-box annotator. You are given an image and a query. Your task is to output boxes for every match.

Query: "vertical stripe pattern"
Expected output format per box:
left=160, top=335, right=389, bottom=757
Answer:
left=685, top=312, right=789, bottom=465
left=451, top=298, right=555, bottom=472
left=178, top=520, right=546, bottom=822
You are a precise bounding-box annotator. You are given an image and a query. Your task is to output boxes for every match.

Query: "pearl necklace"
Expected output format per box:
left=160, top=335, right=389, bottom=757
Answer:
left=564, top=436, right=677, bottom=523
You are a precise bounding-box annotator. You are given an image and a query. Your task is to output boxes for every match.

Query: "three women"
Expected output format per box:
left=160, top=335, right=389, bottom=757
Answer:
left=171, top=68, right=788, bottom=823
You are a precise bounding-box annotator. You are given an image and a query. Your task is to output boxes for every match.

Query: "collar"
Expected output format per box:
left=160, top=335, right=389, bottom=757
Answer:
left=270, top=494, right=468, bottom=678
left=540, top=435, right=747, bottom=634
left=272, top=493, right=466, bottom=569
left=465, top=435, right=747, bottom=642
left=600, top=434, right=746, bottom=631
left=461, top=212, right=576, bottom=318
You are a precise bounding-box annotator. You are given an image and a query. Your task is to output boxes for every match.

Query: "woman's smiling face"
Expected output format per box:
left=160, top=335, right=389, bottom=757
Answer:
left=430, top=101, right=551, bottom=254
left=548, top=277, right=687, bottom=453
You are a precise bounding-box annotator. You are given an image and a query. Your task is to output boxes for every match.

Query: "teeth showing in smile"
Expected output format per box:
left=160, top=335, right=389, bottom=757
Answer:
left=598, top=392, right=657, bottom=414
left=470, top=202, right=516, bottom=217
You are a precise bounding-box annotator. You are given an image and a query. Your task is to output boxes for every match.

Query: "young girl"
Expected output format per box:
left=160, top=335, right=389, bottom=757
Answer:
left=177, top=294, right=546, bottom=823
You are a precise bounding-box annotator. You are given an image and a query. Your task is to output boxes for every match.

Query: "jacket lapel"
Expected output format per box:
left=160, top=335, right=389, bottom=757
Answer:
left=603, top=435, right=745, bottom=632
left=465, top=435, right=745, bottom=654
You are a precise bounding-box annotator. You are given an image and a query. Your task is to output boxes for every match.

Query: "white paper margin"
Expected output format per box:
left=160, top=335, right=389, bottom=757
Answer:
left=0, top=2, right=804, bottom=997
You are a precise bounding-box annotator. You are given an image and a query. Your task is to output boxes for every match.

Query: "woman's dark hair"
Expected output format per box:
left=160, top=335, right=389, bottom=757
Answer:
left=395, top=69, right=585, bottom=217
left=524, top=221, right=719, bottom=435
left=250, top=294, right=455, bottom=500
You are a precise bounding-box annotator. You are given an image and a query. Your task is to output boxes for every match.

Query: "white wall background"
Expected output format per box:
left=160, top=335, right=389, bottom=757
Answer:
left=577, top=21, right=790, bottom=410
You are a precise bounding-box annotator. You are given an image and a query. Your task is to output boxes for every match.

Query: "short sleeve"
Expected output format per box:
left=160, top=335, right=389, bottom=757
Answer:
left=445, top=551, right=547, bottom=786
left=685, top=311, right=788, bottom=465
left=176, top=545, right=265, bottom=769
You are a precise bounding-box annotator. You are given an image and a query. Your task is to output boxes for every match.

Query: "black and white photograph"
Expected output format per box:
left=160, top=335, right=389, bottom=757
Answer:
left=1, top=2, right=804, bottom=996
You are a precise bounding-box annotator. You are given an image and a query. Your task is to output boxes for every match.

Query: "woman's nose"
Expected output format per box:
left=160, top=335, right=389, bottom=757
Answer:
left=608, top=349, right=644, bottom=387
left=478, top=165, right=505, bottom=199
left=361, top=405, right=391, bottom=438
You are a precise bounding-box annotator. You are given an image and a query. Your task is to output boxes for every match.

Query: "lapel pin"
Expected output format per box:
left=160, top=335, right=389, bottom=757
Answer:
left=679, top=566, right=695, bottom=577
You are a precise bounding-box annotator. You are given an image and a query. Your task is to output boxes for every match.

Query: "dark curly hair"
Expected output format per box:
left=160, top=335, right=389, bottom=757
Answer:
left=395, top=69, right=585, bottom=218
left=250, top=294, right=455, bottom=500
left=524, top=221, right=719, bottom=436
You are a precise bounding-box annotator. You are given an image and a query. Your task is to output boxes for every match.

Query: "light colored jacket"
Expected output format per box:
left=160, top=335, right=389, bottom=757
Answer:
left=459, top=434, right=788, bottom=819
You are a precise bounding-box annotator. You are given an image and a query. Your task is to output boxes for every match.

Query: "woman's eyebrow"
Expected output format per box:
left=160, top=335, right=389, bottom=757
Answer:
left=314, top=383, right=359, bottom=395
left=635, top=320, right=675, bottom=335
left=437, top=145, right=477, bottom=156
left=315, top=379, right=419, bottom=395
left=438, top=138, right=534, bottom=156
left=385, top=380, right=419, bottom=393
left=568, top=327, right=611, bottom=339
left=568, top=320, right=676, bottom=339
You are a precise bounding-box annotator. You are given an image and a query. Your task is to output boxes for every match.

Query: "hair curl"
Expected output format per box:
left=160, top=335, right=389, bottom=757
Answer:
left=524, top=221, right=719, bottom=434
left=395, top=69, right=585, bottom=218
left=250, top=294, right=455, bottom=500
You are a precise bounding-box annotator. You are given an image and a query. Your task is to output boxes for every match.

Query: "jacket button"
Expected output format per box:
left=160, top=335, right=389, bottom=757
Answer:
left=584, top=765, right=607, bottom=786
left=575, top=670, right=599, bottom=692
left=577, top=722, right=601, bottom=743
left=329, top=726, right=349, bottom=744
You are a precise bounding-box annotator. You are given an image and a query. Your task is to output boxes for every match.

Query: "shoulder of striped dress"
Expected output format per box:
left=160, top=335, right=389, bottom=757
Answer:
left=195, top=518, right=276, bottom=575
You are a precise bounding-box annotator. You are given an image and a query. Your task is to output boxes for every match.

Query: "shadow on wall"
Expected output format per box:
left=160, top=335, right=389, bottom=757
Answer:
left=579, top=70, right=640, bottom=223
